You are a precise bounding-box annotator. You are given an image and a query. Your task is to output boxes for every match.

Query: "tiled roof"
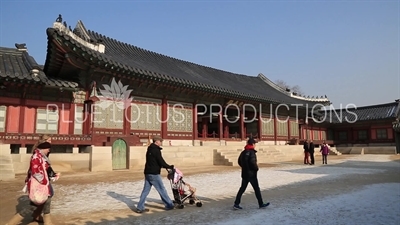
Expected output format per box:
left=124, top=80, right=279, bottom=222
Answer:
left=0, top=46, right=79, bottom=89
left=322, top=101, right=400, bottom=123
left=45, top=20, right=330, bottom=106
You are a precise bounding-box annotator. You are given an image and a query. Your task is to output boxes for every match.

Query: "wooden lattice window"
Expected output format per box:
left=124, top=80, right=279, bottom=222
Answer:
left=313, top=130, right=320, bottom=140
left=167, top=101, right=193, bottom=132
left=357, top=130, right=368, bottom=140
left=306, top=130, right=312, bottom=139
left=376, top=129, right=387, bottom=139
left=131, top=97, right=162, bottom=131
left=338, top=131, right=347, bottom=141
left=276, top=119, right=288, bottom=136
left=290, top=120, right=299, bottom=136
left=36, top=108, right=58, bottom=134
left=93, top=101, right=123, bottom=129
left=321, top=130, right=327, bottom=140
left=74, top=106, right=84, bottom=134
left=261, top=117, right=274, bottom=135
left=0, top=106, right=6, bottom=132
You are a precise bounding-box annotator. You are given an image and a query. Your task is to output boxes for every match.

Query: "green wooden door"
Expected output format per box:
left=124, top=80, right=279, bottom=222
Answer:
left=112, top=139, right=127, bottom=170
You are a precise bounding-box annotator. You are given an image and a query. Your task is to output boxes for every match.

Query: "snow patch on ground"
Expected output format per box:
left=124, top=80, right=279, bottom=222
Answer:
left=214, top=183, right=400, bottom=225
left=52, top=155, right=388, bottom=215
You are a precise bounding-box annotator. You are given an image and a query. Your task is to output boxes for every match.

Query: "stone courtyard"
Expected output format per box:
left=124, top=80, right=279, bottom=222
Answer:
left=1, top=154, right=399, bottom=225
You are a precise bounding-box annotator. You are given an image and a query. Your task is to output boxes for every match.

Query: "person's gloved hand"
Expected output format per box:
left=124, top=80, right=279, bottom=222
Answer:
left=51, top=173, right=61, bottom=182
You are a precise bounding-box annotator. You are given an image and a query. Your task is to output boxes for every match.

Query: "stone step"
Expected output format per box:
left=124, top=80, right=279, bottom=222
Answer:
left=0, top=164, right=14, bottom=170
left=0, top=154, right=15, bottom=181
left=0, top=158, right=13, bottom=164
left=0, top=168, right=15, bottom=181
left=215, top=146, right=298, bottom=167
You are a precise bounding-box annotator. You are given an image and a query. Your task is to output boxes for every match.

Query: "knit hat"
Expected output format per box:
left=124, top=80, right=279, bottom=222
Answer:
left=247, top=138, right=258, bottom=145
left=37, top=142, right=51, bottom=149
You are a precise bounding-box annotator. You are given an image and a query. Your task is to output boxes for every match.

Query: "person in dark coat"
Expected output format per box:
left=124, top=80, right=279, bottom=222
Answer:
left=233, top=138, right=270, bottom=210
left=136, top=136, right=174, bottom=213
left=309, top=140, right=315, bottom=165
left=320, top=142, right=330, bottom=164
left=303, top=139, right=310, bottom=164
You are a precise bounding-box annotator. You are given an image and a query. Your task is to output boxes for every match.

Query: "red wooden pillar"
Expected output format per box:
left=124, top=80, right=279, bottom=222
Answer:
left=83, top=101, right=93, bottom=135
left=218, top=111, right=223, bottom=140
left=161, top=97, right=168, bottom=139
left=310, top=126, right=313, bottom=140
left=223, top=119, right=229, bottom=138
left=192, top=102, right=197, bottom=139
left=257, top=113, right=262, bottom=141
left=18, top=100, right=26, bottom=133
left=299, top=119, right=304, bottom=140
left=124, top=104, right=131, bottom=135
left=68, top=103, right=76, bottom=135
left=202, top=117, right=208, bottom=138
left=240, top=110, right=245, bottom=139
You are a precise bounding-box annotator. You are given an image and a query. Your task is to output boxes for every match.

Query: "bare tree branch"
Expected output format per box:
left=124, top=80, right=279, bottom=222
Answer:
left=275, top=79, right=305, bottom=96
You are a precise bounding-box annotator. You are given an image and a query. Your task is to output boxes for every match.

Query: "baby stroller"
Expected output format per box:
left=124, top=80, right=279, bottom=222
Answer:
left=167, top=167, right=202, bottom=209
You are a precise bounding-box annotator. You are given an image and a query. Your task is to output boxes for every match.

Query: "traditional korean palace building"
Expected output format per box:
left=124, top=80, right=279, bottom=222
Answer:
left=0, top=17, right=331, bottom=150
left=0, top=16, right=398, bottom=178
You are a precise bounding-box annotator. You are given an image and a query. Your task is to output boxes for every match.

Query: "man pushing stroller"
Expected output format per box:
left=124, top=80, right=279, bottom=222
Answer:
left=136, top=136, right=175, bottom=213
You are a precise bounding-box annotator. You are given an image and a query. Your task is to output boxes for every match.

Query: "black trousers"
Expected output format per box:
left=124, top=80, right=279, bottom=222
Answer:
left=234, top=177, right=263, bottom=207
left=322, top=154, right=328, bottom=164
left=20, top=197, right=52, bottom=217
left=310, top=152, right=315, bottom=164
left=20, top=183, right=54, bottom=217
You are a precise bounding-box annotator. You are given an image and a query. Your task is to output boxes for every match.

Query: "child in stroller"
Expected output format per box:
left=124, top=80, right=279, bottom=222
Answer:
left=167, top=167, right=202, bottom=209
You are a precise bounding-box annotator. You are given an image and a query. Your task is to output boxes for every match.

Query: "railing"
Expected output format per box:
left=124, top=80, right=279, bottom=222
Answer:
left=197, top=132, right=261, bottom=140
left=207, top=132, right=219, bottom=138
left=246, top=133, right=259, bottom=139
left=229, top=133, right=240, bottom=139
left=0, top=133, right=92, bottom=145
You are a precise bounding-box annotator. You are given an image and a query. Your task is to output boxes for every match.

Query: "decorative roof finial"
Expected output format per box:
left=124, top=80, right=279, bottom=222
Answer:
left=56, top=14, right=62, bottom=23
left=15, top=43, right=27, bottom=51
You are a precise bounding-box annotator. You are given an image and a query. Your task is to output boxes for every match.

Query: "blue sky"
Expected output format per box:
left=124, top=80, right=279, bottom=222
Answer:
left=0, top=0, right=399, bottom=108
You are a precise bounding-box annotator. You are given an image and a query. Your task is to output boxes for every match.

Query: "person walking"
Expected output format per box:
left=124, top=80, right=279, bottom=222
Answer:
left=24, top=134, right=59, bottom=223
left=233, top=138, right=270, bottom=210
left=136, top=136, right=175, bottom=213
left=320, top=142, right=330, bottom=164
left=309, top=140, right=315, bottom=165
left=6, top=141, right=58, bottom=225
left=303, top=139, right=310, bottom=164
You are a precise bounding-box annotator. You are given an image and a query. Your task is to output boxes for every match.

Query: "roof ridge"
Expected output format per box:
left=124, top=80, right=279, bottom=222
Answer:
left=327, top=101, right=399, bottom=111
left=257, top=73, right=330, bottom=102
left=0, top=46, right=21, bottom=53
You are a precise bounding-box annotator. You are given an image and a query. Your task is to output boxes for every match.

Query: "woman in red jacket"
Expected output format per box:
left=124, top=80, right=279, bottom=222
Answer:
left=6, top=141, right=58, bottom=225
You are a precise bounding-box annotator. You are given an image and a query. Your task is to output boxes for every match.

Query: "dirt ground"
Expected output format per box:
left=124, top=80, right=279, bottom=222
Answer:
left=1, top=154, right=399, bottom=225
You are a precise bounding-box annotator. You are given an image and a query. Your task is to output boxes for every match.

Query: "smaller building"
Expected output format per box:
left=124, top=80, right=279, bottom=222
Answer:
left=305, top=100, right=400, bottom=154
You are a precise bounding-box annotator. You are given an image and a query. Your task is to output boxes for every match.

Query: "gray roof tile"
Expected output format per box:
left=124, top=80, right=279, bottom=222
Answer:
left=0, top=46, right=79, bottom=89
left=322, top=101, right=400, bottom=123
left=46, top=24, right=330, bottom=106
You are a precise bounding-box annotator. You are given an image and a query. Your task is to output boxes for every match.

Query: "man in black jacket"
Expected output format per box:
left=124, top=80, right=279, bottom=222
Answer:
left=233, top=138, right=270, bottom=210
left=136, top=136, right=174, bottom=213
left=303, top=139, right=310, bottom=164
left=309, top=140, right=315, bottom=165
